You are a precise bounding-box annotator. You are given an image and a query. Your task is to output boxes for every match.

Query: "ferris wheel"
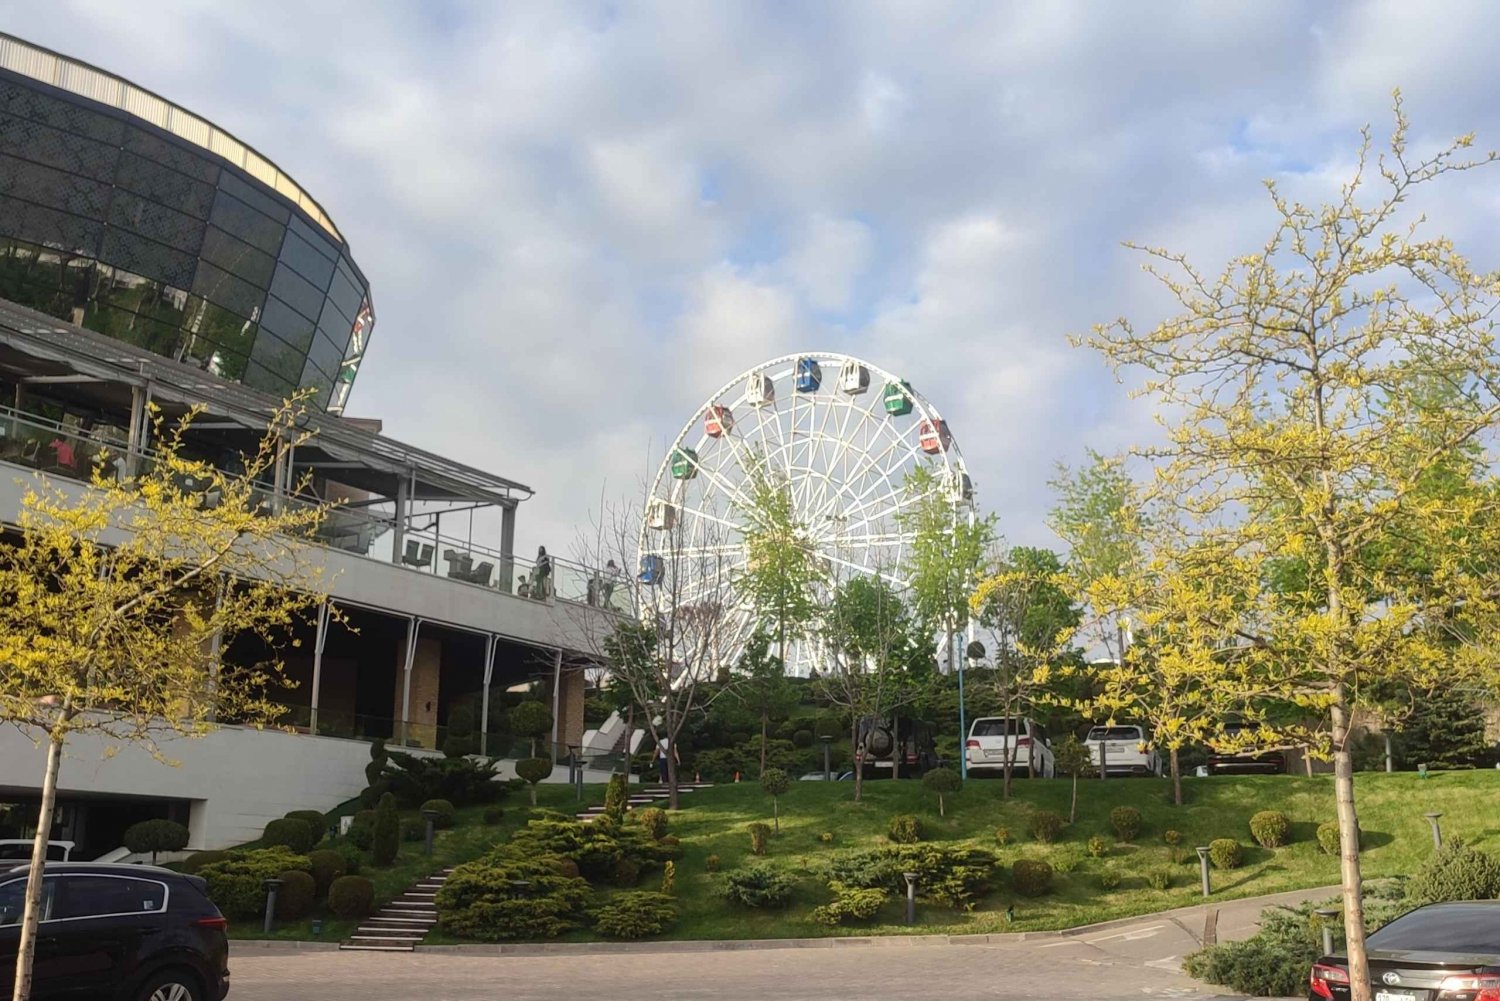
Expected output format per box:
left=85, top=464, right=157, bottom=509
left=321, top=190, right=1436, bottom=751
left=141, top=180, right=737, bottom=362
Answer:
left=636, top=352, right=974, bottom=675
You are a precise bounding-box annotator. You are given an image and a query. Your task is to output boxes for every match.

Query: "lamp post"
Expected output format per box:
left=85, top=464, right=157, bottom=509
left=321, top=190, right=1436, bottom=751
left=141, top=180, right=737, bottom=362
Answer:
left=964, top=640, right=986, bottom=780
left=1314, top=907, right=1341, bottom=956
left=421, top=808, right=439, bottom=856
left=262, top=877, right=284, bottom=935
left=1195, top=846, right=1212, bottom=898
left=819, top=735, right=833, bottom=781
left=1424, top=812, right=1443, bottom=849
left=568, top=744, right=583, bottom=800
left=508, top=879, right=532, bottom=899
left=902, top=872, right=919, bottom=925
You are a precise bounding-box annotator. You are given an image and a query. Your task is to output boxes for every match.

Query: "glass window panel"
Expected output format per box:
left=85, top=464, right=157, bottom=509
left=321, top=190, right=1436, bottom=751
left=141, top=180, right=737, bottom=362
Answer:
left=216, top=169, right=291, bottom=224
left=268, top=264, right=324, bottom=323
left=93, top=266, right=193, bottom=329
left=315, top=313, right=352, bottom=358
left=0, top=82, right=126, bottom=145
left=287, top=213, right=338, bottom=262
left=107, top=190, right=206, bottom=254
left=0, top=153, right=111, bottom=218
left=124, top=126, right=220, bottom=184
left=326, top=267, right=363, bottom=327
left=187, top=297, right=257, bottom=358
left=53, top=876, right=166, bottom=919
left=208, top=191, right=284, bottom=256
left=191, top=258, right=265, bottom=321
left=299, top=362, right=334, bottom=407
left=98, top=228, right=196, bottom=290
left=259, top=294, right=316, bottom=352
left=306, top=331, right=345, bottom=379
left=0, top=192, right=104, bottom=254
left=113, top=151, right=216, bottom=220
left=88, top=303, right=183, bottom=356
left=211, top=344, right=250, bottom=381
left=0, top=111, right=120, bottom=181
left=278, top=229, right=334, bottom=289
left=199, top=225, right=274, bottom=289
left=249, top=329, right=307, bottom=382
left=244, top=359, right=296, bottom=398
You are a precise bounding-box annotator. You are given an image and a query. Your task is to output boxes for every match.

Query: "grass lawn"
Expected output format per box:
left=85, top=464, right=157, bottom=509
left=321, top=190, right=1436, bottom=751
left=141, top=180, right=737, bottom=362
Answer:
left=637, top=769, right=1500, bottom=939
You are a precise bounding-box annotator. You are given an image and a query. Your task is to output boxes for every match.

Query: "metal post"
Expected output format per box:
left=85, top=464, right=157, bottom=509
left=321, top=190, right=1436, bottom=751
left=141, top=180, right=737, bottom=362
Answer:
left=1100, top=740, right=1108, bottom=781
left=124, top=383, right=146, bottom=476
left=1384, top=732, right=1394, bottom=773
left=820, top=736, right=832, bottom=781
left=1314, top=907, right=1340, bottom=955
left=499, top=502, right=517, bottom=592
left=309, top=600, right=330, bottom=734
left=1196, top=846, right=1212, bottom=897
left=1424, top=812, right=1443, bottom=849
left=421, top=810, right=438, bottom=856
left=400, top=617, right=421, bottom=747
left=954, top=628, right=966, bottom=780
left=479, top=634, right=496, bottom=756
left=550, top=649, right=564, bottom=758
left=902, top=872, right=918, bottom=924
left=262, top=878, right=284, bottom=935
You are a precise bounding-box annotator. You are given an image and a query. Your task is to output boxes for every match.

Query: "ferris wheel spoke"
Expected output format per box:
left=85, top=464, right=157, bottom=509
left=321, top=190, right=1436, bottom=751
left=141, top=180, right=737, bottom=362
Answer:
left=807, top=426, right=910, bottom=525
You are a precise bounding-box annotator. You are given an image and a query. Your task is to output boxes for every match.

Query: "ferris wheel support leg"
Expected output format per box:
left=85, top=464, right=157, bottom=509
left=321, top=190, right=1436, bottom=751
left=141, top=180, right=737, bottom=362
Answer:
left=953, top=628, right=967, bottom=780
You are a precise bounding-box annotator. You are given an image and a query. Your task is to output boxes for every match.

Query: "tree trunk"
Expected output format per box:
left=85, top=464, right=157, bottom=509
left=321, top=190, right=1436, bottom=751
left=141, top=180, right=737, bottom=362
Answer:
left=760, top=709, right=768, bottom=774
left=14, top=720, right=67, bottom=1001
left=1333, top=696, right=1371, bottom=1001
left=939, top=793, right=945, bottom=818
left=851, top=720, right=863, bottom=803
left=773, top=797, right=780, bottom=832
left=1170, top=746, right=1182, bottom=806
left=528, top=784, right=537, bottom=806
left=1069, top=773, right=1078, bottom=824
left=666, top=737, right=680, bottom=811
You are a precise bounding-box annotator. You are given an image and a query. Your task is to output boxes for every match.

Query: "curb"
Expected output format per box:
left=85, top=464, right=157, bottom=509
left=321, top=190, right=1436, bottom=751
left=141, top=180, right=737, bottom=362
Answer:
left=231, top=940, right=342, bottom=953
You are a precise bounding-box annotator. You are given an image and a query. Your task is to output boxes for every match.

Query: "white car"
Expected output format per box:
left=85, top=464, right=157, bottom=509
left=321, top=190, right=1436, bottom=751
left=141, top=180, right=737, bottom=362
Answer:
left=0, top=840, right=74, bottom=863
left=965, top=717, right=1055, bottom=778
left=1085, top=724, right=1160, bottom=776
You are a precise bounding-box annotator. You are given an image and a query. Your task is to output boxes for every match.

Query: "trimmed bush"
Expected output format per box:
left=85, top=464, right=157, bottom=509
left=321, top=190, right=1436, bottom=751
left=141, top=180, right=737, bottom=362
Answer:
left=705, top=854, right=721, bottom=873
left=284, top=810, right=328, bottom=839
left=660, top=834, right=680, bottom=848
left=591, top=890, right=677, bottom=939
left=1087, top=836, right=1109, bottom=859
left=818, top=832, right=834, bottom=844
left=437, top=850, right=592, bottom=941
left=400, top=816, right=425, bottom=843
left=1012, top=858, right=1054, bottom=897
left=263, top=817, right=318, bottom=854
left=661, top=861, right=676, bottom=894
left=749, top=822, right=771, bottom=856
left=1317, top=821, right=1365, bottom=856
left=509, top=701, right=554, bottom=755
left=347, top=810, right=376, bottom=851
left=720, top=864, right=796, bottom=908
left=1097, top=868, right=1122, bottom=891
left=1163, top=829, right=1182, bottom=847
left=994, top=826, right=1011, bottom=846
left=483, top=806, right=506, bottom=826
left=306, top=849, right=348, bottom=896
left=199, top=848, right=312, bottom=920
left=1148, top=867, right=1173, bottom=891
left=826, top=844, right=998, bottom=910
left=921, top=767, right=962, bottom=817
left=1407, top=839, right=1500, bottom=906
left=792, top=729, right=814, bottom=749
left=327, top=875, right=375, bottom=920
left=515, top=757, right=553, bottom=805
left=1109, top=806, right=1142, bottom=842
left=613, top=857, right=642, bottom=887
left=1209, top=838, right=1243, bottom=870
left=371, top=793, right=400, bottom=867
left=123, top=819, right=189, bottom=863
left=1249, top=810, right=1290, bottom=849
left=811, top=882, right=887, bottom=925
left=633, top=807, right=668, bottom=841
left=274, top=869, right=316, bottom=920
left=603, top=774, right=629, bottom=822
left=1184, top=926, right=1319, bottom=998
left=419, top=799, right=456, bottom=829
left=383, top=751, right=504, bottom=807
left=888, top=814, right=923, bottom=844
left=180, top=850, right=230, bottom=875
left=329, top=841, right=362, bottom=876
left=1029, top=810, right=1064, bottom=843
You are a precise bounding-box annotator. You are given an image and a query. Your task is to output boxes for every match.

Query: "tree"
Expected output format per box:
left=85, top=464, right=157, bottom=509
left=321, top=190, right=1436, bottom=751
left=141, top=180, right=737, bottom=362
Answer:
left=371, top=792, right=399, bottom=867
left=1397, top=686, right=1492, bottom=769
left=1051, top=735, right=1094, bottom=825
left=122, top=819, right=189, bottom=864
left=0, top=400, right=330, bottom=1001
left=921, top=766, right=961, bottom=817
left=1081, top=99, right=1500, bottom=999
left=901, top=468, right=997, bottom=673
left=734, top=455, right=826, bottom=673
left=509, top=701, right=553, bottom=758
left=759, top=767, right=790, bottom=832
left=515, top=757, right=553, bottom=806
left=732, top=629, right=801, bottom=773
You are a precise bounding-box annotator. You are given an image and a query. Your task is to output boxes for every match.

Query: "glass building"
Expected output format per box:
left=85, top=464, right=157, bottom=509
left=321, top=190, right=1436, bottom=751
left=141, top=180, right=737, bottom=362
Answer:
left=0, top=33, right=373, bottom=413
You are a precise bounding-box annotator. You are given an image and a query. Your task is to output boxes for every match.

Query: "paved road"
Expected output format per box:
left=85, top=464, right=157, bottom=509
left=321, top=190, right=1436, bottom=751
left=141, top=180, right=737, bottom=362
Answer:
left=230, top=887, right=1334, bottom=1001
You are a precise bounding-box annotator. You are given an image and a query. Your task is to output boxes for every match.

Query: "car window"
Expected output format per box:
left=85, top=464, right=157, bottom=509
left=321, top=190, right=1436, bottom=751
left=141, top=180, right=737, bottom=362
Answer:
left=971, top=719, right=1020, bottom=737
left=1367, top=905, right=1500, bottom=953
left=1088, top=726, right=1143, bottom=741
left=52, top=876, right=167, bottom=920
left=0, top=876, right=57, bottom=926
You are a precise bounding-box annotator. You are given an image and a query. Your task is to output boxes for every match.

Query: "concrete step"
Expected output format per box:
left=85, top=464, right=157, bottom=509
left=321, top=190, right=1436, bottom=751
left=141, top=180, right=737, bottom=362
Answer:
left=340, top=943, right=415, bottom=952
left=354, top=927, right=426, bottom=938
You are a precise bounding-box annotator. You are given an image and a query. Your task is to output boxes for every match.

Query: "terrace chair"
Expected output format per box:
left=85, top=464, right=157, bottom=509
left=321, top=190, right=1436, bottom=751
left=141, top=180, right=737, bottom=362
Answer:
left=401, top=541, right=434, bottom=568
left=465, top=561, right=494, bottom=586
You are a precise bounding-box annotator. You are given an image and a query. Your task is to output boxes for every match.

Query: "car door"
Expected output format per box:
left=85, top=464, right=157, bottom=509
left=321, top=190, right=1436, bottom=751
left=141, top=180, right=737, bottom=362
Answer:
left=42, top=874, right=165, bottom=999
left=0, top=874, right=68, bottom=1000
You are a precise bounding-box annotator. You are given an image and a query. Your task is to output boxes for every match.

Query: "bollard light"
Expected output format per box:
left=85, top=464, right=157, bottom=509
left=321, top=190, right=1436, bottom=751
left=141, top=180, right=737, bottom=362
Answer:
left=508, top=879, right=532, bottom=898
left=902, top=871, right=920, bottom=925
left=1424, top=812, right=1443, bottom=849
left=1195, top=846, right=1212, bottom=898
left=1314, top=907, right=1340, bottom=956
left=568, top=745, right=584, bottom=801
left=262, top=877, right=285, bottom=935
left=421, top=808, right=440, bottom=856
left=819, top=736, right=833, bottom=781
left=311, top=919, right=324, bottom=937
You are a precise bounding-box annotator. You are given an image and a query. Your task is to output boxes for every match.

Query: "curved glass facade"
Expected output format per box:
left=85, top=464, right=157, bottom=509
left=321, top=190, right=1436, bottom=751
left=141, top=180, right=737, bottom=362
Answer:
left=0, top=66, right=373, bottom=412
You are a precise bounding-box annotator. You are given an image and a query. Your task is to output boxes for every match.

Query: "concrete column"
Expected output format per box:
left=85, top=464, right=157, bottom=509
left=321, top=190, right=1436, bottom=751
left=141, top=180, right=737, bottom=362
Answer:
left=479, top=634, right=496, bottom=755
left=309, top=601, right=330, bottom=733
left=398, top=617, right=420, bottom=746
left=555, top=662, right=586, bottom=750
left=392, top=476, right=408, bottom=564
left=124, top=383, right=146, bottom=476
left=499, top=501, right=516, bottom=591
left=550, top=649, right=563, bottom=758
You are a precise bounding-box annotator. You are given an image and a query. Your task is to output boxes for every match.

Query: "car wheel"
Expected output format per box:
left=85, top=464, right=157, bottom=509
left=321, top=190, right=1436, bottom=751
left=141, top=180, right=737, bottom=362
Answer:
left=136, top=969, right=203, bottom=1001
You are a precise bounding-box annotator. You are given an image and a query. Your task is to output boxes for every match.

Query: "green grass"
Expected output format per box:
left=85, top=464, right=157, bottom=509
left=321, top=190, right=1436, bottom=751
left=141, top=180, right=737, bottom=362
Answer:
left=635, top=769, right=1500, bottom=939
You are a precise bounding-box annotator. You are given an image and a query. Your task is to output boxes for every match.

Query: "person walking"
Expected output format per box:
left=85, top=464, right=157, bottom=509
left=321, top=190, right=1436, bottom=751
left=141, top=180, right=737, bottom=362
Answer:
left=654, top=734, right=678, bottom=784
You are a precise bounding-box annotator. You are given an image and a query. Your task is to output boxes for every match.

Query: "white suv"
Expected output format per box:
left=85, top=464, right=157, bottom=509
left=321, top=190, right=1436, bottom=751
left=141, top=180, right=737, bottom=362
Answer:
left=1084, top=724, right=1160, bottom=776
left=965, top=717, right=1055, bottom=778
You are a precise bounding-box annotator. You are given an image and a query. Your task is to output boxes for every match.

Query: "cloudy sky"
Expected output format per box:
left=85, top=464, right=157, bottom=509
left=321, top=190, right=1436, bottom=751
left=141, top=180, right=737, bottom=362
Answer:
left=14, top=1, right=1500, bottom=560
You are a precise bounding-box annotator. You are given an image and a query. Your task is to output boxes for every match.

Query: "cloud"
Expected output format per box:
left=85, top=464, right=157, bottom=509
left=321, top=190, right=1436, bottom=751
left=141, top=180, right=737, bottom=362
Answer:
left=784, top=214, right=874, bottom=312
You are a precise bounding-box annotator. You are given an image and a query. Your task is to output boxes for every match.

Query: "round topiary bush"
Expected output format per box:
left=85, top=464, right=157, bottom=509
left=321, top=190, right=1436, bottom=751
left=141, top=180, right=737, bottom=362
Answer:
left=591, top=890, right=678, bottom=939
left=633, top=807, right=668, bottom=841
left=263, top=817, right=318, bottom=854
left=123, top=819, right=190, bottom=863
left=1012, top=858, right=1054, bottom=897
left=400, top=817, right=425, bottom=843
left=888, top=814, right=923, bottom=844
left=1097, top=867, right=1122, bottom=890
left=306, top=848, right=348, bottom=896
left=1316, top=821, right=1362, bottom=855
left=1407, top=839, right=1500, bottom=906
left=792, top=729, right=814, bottom=749
left=1249, top=810, right=1290, bottom=849
left=483, top=806, right=505, bottom=826
left=274, top=869, right=316, bottom=920
left=1087, top=835, right=1110, bottom=858
left=1110, top=806, right=1142, bottom=842
left=515, top=757, right=553, bottom=805
left=1148, top=867, right=1173, bottom=890
left=1029, top=810, right=1065, bottom=843
left=994, top=826, right=1011, bottom=846
left=327, top=875, right=375, bottom=919
left=1209, top=838, right=1244, bottom=870
left=198, top=848, right=312, bottom=920
left=419, top=799, right=456, bottom=829
left=284, top=810, right=328, bottom=839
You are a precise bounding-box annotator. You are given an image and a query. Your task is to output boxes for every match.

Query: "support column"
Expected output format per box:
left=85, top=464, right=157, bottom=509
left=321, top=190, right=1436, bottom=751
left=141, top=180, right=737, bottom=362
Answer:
left=124, top=383, right=147, bottom=476
left=479, top=634, right=497, bottom=756
left=392, top=476, right=408, bottom=564
left=309, top=601, right=331, bottom=734
left=399, top=617, right=421, bottom=746
left=499, top=501, right=517, bottom=592
left=550, top=649, right=564, bottom=760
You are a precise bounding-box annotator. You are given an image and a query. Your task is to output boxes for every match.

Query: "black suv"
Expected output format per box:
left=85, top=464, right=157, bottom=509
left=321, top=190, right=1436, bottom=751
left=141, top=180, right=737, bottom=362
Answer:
left=0, top=863, right=230, bottom=1001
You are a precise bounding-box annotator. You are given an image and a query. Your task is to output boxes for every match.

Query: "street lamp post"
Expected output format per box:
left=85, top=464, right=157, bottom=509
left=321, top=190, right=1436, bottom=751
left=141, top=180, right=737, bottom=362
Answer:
left=1195, top=846, right=1212, bottom=898
left=261, top=877, right=284, bottom=935
left=819, top=735, right=833, bottom=781
left=902, top=872, right=919, bottom=925
left=964, top=640, right=985, bottom=780
left=1424, top=812, right=1443, bottom=849
left=420, top=808, right=439, bottom=856
left=1314, top=907, right=1341, bottom=955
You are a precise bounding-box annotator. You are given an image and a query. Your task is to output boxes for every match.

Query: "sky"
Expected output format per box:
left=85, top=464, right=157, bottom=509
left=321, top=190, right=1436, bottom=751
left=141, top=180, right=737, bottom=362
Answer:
left=12, top=1, right=1500, bottom=562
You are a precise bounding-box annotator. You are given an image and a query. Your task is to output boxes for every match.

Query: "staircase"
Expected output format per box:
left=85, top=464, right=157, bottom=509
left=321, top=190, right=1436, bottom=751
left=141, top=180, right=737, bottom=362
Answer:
left=339, top=867, right=453, bottom=952
left=574, top=782, right=714, bottom=823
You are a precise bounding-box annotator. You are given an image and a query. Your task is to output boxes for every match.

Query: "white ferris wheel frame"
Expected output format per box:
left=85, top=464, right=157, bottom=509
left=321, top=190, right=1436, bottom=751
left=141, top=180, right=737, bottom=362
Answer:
left=637, top=351, right=976, bottom=675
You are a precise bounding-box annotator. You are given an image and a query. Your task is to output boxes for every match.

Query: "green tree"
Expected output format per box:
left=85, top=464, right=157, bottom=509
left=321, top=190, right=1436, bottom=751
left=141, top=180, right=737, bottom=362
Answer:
left=1397, top=686, right=1492, bottom=769
left=759, top=767, right=790, bottom=832
left=1051, top=735, right=1095, bottom=824
left=509, top=701, right=553, bottom=758
left=733, top=629, right=801, bottom=773
left=1081, top=100, right=1500, bottom=998
left=921, top=766, right=961, bottom=817
left=122, top=819, right=189, bottom=864
left=901, top=468, right=997, bottom=672
left=371, top=792, right=399, bottom=867
left=515, top=757, right=553, bottom=806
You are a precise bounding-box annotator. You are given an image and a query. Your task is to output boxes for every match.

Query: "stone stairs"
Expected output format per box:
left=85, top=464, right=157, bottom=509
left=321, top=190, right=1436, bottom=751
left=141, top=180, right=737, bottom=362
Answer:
left=574, top=783, right=714, bottom=822
left=339, top=867, right=453, bottom=952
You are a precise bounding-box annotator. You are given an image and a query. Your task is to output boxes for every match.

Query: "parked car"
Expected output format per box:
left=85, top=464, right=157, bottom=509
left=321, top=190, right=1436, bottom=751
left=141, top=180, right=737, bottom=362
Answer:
left=0, top=862, right=230, bottom=1001
left=1207, top=722, right=1288, bottom=775
left=965, top=717, right=1056, bottom=778
left=1309, top=900, right=1500, bottom=1001
left=853, top=715, right=940, bottom=779
left=0, top=841, right=74, bottom=863
left=797, top=771, right=856, bottom=781
left=1084, top=724, right=1160, bottom=776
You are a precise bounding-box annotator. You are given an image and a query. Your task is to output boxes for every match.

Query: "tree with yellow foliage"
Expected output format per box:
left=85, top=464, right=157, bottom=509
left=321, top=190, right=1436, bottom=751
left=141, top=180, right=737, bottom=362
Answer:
left=1080, top=97, right=1500, bottom=999
left=0, top=400, right=331, bottom=1001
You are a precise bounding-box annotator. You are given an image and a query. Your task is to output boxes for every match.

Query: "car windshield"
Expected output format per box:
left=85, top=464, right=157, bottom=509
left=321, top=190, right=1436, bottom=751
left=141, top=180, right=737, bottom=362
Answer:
left=1087, top=727, right=1141, bottom=741
left=971, top=719, right=1023, bottom=737
left=1367, top=905, right=1500, bottom=954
